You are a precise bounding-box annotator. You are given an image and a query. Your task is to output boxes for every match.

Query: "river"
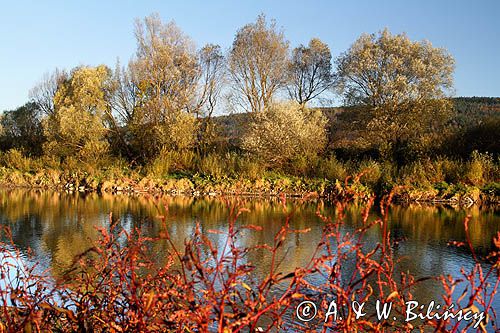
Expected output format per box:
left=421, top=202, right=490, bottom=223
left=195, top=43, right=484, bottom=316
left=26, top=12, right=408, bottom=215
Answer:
left=0, top=189, right=498, bottom=330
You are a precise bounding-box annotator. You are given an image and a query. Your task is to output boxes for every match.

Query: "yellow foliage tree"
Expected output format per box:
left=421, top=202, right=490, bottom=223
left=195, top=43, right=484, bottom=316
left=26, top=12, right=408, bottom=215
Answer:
left=335, top=29, right=455, bottom=160
left=228, top=14, right=289, bottom=113
left=43, top=65, right=112, bottom=163
left=128, top=14, right=200, bottom=158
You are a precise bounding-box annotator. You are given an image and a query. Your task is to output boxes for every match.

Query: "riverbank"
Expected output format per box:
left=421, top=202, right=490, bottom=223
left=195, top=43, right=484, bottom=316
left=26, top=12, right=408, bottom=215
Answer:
left=0, top=166, right=498, bottom=205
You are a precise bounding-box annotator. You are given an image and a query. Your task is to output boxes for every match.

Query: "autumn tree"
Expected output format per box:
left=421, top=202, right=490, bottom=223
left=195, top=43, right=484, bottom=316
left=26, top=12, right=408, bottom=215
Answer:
left=128, top=14, right=200, bottom=158
left=105, top=61, right=140, bottom=158
left=288, top=38, right=333, bottom=107
left=0, top=102, right=45, bottom=155
left=335, top=29, right=455, bottom=160
left=43, top=65, right=112, bottom=163
left=29, top=68, right=68, bottom=117
left=193, top=44, right=225, bottom=150
left=191, top=45, right=225, bottom=118
left=242, top=102, right=327, bottom=166
left=109, top=60, right=139, bottom=127
left=228, top=14, right=289, bottom=113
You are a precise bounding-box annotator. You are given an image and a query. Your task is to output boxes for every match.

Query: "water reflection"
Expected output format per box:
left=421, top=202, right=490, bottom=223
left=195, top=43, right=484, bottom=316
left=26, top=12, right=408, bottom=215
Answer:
left=0, top=189, right=499, bottom=315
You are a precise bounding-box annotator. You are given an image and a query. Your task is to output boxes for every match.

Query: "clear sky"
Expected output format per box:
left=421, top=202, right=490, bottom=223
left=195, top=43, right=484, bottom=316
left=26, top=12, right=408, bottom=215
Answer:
left=1, top=0, right=499, bottom=111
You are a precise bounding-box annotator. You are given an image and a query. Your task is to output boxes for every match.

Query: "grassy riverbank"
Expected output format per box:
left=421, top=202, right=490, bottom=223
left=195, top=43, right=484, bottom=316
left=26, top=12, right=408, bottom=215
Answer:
left=0, top=148, right=498, bottom=205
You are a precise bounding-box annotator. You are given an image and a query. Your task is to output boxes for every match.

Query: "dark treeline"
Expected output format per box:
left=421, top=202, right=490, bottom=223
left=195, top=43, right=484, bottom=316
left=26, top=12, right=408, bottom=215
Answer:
left=0, top=14, right=498, bottom=197
left=329, top=97, right=500, bottom=161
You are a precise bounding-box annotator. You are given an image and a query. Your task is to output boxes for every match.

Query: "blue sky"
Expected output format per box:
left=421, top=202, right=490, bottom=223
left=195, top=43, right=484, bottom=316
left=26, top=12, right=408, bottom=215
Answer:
left=0, top=0, right=499, bottom=110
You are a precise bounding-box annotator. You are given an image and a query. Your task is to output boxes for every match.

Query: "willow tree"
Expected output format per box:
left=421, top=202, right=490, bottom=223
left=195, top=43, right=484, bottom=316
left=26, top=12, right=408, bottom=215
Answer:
left=288, top=38, right=333, bottom=107
left=43, top=65, right=112, bottom=163
left=228, top=14, right=289, bottom=113
left=336, top=29, right=455, bottom=160
left=193, top=44, right=225, bottom=150
left=128, top=14, right=200, bottom=158
left=106, top=61, right=139, bottom=158
left=29, top=68, right=68, bottom=117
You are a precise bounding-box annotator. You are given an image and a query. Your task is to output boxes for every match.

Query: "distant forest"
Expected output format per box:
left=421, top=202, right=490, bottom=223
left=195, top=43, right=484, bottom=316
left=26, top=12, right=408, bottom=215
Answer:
left=214, top=97, right=500, bottom=162
left=328, top=97, right=500, bottom=160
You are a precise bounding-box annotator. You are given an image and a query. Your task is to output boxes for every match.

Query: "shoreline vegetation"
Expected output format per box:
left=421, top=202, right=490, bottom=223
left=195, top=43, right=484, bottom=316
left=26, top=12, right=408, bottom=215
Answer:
left=0, top=148, right=498, bottom=205
left=1, top=14, right=499, bottom=206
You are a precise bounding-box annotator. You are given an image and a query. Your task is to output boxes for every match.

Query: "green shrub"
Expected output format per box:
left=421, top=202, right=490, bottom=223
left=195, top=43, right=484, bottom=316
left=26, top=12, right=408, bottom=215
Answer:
left=437, top=158, right=461, bottom=184
left=147, top=149, right=198, bottom=178
left=101, top=157, right=131, bottom=179
left=237, top=156, right=265, bottom=181
left=147, top=150, right=174, bottom=178
left=223, top=152, right=241, bottom=177
left=131, top=112, right=199, bottom=159
left=398, top=161, right=433, bottom=188
left=289, top=154, right=321, bottom=177
left=434, top=181, right=449, bottom=192
left=171, top=150, right=197, bottom=173
left=483, top=182, right=500, bottom=196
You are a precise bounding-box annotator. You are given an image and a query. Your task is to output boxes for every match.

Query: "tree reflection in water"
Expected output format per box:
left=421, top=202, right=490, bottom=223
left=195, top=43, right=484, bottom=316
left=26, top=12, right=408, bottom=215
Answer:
left=0, top=189, right=498, bottom=314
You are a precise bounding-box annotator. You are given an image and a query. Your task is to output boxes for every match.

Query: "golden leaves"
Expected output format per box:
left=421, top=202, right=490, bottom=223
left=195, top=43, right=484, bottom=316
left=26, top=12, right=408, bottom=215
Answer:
left=242, top=102, right=327, bottom=165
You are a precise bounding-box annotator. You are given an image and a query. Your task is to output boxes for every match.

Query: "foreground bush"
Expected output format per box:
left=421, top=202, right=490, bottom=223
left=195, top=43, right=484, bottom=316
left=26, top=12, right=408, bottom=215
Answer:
left=0, top=193, right=498, bottom=332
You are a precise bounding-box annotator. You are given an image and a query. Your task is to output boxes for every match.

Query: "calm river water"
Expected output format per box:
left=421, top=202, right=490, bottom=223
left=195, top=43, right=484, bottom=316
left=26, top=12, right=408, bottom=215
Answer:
left=0, top=189, right=499, bottom=329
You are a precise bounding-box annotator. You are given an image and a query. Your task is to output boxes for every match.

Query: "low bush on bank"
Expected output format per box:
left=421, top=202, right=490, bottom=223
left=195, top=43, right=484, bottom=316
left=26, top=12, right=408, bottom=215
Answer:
left=0, top=194, right=498, bottom=332
left=0, top=149, right=498, bottom=203
left=241, top=102, right=328, bottom=167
